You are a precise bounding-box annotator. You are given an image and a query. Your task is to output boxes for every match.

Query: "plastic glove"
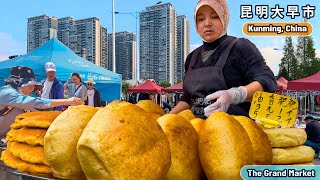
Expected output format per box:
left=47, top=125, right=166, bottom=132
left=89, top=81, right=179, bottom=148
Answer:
left=204, top=86, right=247, bottom=117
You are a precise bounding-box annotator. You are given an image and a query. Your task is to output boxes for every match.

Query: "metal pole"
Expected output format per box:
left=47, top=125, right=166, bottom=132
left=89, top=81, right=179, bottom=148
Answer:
left=112, top=0, right=116, bottom=73
left=136, top=11, right=139, bottom=80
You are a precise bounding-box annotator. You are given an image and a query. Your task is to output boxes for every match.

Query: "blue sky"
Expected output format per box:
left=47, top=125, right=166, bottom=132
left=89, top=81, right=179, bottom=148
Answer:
left=0, top=0, right=319, bottom=75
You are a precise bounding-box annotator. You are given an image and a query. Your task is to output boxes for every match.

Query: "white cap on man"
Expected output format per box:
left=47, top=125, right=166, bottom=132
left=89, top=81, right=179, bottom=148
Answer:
left=45, top=62, right=56, bottom=72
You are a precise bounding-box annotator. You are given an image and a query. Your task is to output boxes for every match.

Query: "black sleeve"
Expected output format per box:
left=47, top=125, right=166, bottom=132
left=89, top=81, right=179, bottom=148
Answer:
left=180, top=52, right=193, bottom=104
left=96, top=90, right=102, bottom=107
left=184, top=51, right=193, bottom=73
left=236, top=38, right=277, bottom=93
left=305, top=123, right=313, bottom=140
left=305, top=124, right=310, bottom=139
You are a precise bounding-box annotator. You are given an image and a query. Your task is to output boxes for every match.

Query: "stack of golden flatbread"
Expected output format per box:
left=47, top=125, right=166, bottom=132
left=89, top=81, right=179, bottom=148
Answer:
left=1, top=111, right=61, bottom=174
left=264, top=128, right=315, bottom=165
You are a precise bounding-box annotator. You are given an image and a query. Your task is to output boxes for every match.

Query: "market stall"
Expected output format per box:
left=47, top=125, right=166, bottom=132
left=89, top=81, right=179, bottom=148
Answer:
left=127, top=80, right=163, bottom=105
left=0, top=38, right=122, bottom=102
left=163, top=82, right=183, bottom=93
left=277, top=77, right=288, bottom=89
left=162, top=82, right=183, bottom=107
left=287, top=72, right=320, bottom=116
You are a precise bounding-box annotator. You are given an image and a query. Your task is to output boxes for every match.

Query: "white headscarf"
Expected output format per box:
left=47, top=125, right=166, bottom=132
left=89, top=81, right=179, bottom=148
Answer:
left=194, top=0, right=230, bottom=40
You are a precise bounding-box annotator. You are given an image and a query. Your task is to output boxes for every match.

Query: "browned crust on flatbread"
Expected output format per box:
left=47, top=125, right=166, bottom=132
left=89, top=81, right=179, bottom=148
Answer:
left=1, top=150, right=52, bottom=174
left=11, top=111, right=61, bottom=129
left=6, top=128, right=46, bottom=146
left=15, top=111, right=60, bottom=123
left=8, top=141, right=49, bottom=166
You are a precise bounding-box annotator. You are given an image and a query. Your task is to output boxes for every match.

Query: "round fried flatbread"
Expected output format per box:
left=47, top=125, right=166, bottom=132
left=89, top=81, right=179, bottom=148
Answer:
left=7, top=141, right=49, bottom=166
left=264, top=128, right=307, bottom=147
left=11, top=111, right=61, bottom=129
left=178, top=109, right=196, bottom=121
left=6, top=128, right=46, bottom=146
left=15, top=112, right=57, bottom=123
left=272, top=146, right=314, bottom=164
left=45, top=105, right=99, bottom=179
left=1, top=150, right=52, bottom=174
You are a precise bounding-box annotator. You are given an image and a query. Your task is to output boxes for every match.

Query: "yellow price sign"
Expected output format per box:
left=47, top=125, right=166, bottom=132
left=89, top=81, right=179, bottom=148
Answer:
left=249, top=91, right=298, bottom=128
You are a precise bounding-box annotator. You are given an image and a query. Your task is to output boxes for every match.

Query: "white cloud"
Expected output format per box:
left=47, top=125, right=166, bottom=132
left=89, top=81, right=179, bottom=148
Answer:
left=270, top=37, right=285, bottom=50
left=316, top=49, right=320, bottom=58
left=190, top=43, right=202, bottom=52
left=260, top=48, right=284, bottom=76
left=0, top=56, right=9, bottom=61
left=0, top=32, right=26, bottom=60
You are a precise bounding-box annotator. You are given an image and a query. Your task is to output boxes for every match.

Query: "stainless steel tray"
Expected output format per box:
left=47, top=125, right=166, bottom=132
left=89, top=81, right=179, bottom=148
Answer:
left=0, top=161, right=21, bottom=180
left=0, top=161, right=58, bottom=180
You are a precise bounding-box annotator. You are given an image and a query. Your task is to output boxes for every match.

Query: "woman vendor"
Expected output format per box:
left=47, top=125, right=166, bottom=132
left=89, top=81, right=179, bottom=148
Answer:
left=170, top=0, right=277, bottom=118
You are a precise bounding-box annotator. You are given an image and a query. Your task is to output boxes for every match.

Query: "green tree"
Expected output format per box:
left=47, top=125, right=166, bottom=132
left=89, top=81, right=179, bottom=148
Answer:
left=305, top=37, right=319, bottom=76
left=296, top=36, right=307, bottom=78
left=311, top=57, right=320, bottom=74
left=159, top=81, right=171, bottom=88
left=278, top=37, right=297, bottom=80
left=296, top=36, right=318, bottom=78
left=122, top=82, right=131, bottom=94
left=278, top=60, right=289, bottom=79
left=290, top=54, right=300, bottom=80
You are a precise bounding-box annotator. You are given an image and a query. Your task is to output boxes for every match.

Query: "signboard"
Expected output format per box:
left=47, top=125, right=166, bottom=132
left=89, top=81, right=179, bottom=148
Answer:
left=249, top=91, right=298, bottom=128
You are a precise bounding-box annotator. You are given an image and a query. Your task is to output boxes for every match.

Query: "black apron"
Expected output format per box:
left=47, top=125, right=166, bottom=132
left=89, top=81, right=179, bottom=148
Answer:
left=183, top=37, right=249, bottom=118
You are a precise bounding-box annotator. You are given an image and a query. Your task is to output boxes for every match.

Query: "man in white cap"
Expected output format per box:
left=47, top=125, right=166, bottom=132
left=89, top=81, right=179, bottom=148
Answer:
left=41, top=62, right=64, bottom=110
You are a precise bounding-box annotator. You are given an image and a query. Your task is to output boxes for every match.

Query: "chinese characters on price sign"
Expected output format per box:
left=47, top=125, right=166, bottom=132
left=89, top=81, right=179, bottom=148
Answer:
left=249, top=91, right=298, bottom=127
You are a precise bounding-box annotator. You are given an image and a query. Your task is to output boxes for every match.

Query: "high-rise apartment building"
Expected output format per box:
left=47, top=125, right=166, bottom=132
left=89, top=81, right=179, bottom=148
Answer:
left=57, top=17, right=75, bottom=48
left=69, top=17, right=101, bottom=66
left=176, top=15, right=190, bottom=83
left=107, top=32, right=136, bottom=80
left=29, top=15, right=104, bottom=67
left=27, top=15, right=58, bottom=52
left=57, top=17, right=104, bottom=67
left=100, top=27, right=108, bottom=68
left=139, top=3, right=176, bottom=84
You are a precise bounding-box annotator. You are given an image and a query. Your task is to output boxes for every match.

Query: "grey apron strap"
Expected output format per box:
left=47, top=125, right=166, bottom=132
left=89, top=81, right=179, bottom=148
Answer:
left=188, top=46, right=202, bottom=72
left=215, top=38, right=239, bottom=68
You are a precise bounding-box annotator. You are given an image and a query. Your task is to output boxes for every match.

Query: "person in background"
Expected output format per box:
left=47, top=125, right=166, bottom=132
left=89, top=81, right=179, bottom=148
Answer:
left=162, top=93, right=168, bottom=104
left=84, top=78, right=101, bottom=107
left=169, top=0, right=276, bottom=118
left=293, top=115, right=300, bottom=128
left=41, top=62, right=64, bottom=110
left=64, top=72, right=87, bottom=102
left=0, top=66, right=81, bottom=139
left=303, top=116, right=320, bottom=156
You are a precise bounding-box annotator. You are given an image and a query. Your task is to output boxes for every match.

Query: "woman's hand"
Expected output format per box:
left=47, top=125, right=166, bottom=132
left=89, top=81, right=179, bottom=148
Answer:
left=204, top=86, right=247, bottom=117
